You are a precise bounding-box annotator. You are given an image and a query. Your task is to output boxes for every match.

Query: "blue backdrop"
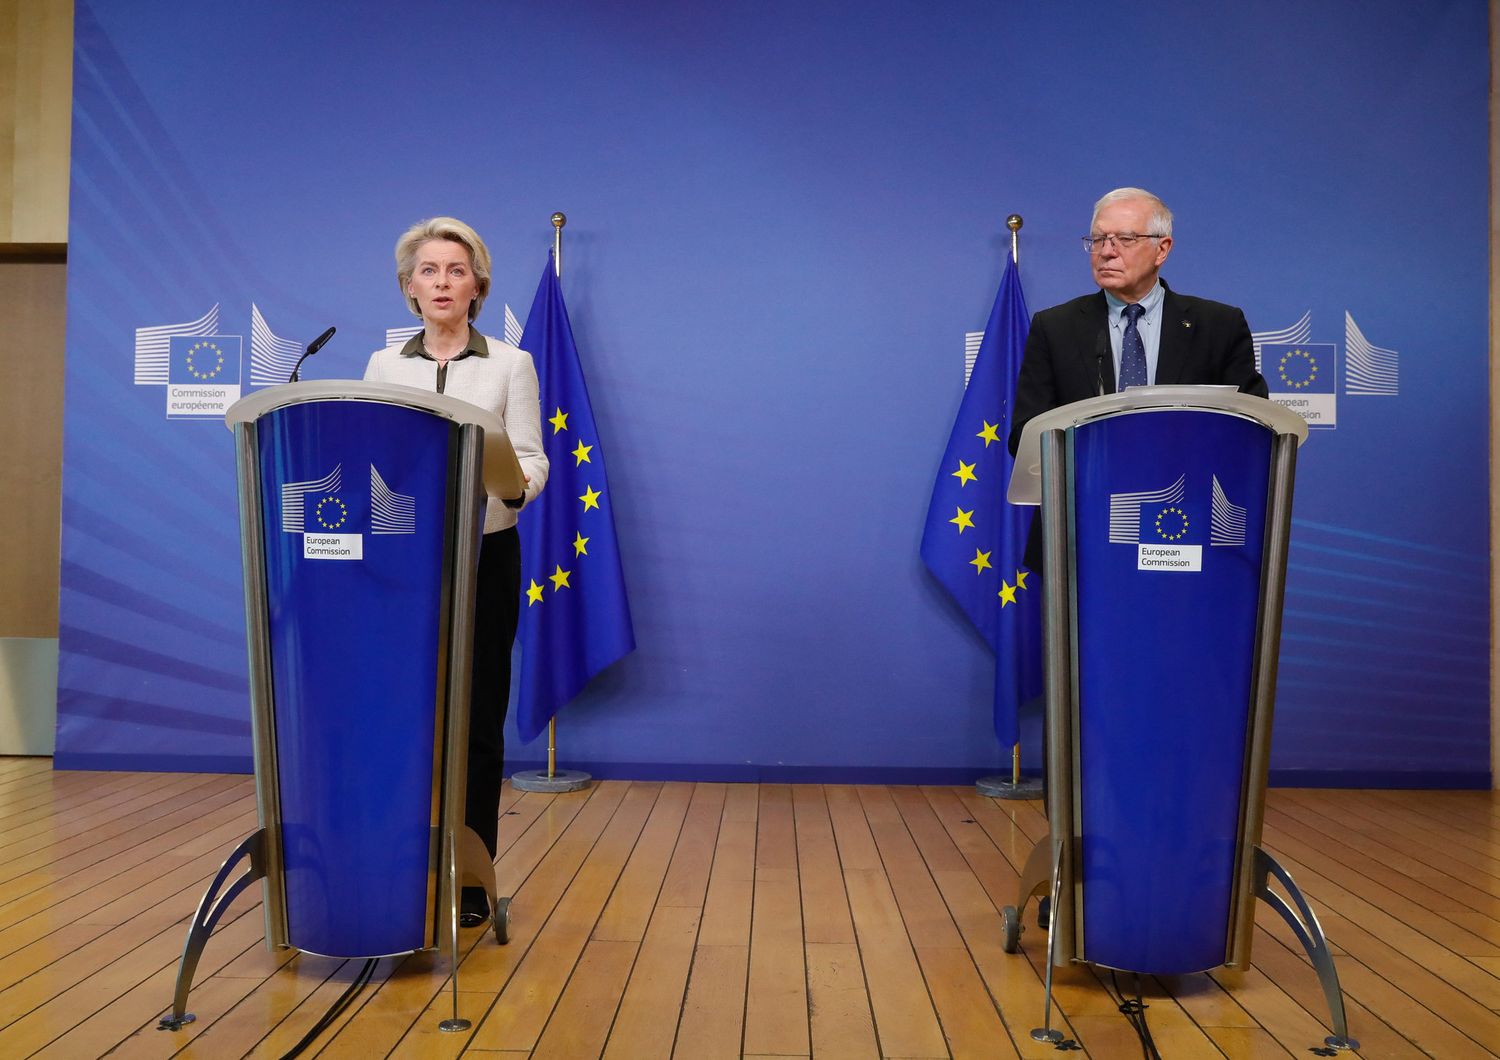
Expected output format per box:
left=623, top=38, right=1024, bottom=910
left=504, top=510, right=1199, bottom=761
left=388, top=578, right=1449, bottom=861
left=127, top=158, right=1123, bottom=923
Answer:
left=57, top=0, right=1490, bottom=785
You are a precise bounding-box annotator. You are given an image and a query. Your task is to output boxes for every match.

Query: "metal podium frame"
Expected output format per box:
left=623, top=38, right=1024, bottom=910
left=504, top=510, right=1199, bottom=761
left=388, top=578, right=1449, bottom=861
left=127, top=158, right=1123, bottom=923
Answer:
left=1000, top=386, right=1357, bottom=1053
left=160, top=382, right=521, bottom=1033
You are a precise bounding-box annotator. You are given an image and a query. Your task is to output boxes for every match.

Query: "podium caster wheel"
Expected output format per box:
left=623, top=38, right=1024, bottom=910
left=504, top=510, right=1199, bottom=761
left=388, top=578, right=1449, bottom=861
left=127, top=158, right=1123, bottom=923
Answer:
left=494, top=896, right=511, bottom=945
left=1001, top=905, right=1022, bottom=953
left=1037, top=895, right=1051, bottom=931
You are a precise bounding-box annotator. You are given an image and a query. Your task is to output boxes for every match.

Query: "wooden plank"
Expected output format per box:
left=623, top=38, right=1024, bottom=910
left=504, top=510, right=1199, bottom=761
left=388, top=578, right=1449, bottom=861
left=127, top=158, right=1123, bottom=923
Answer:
left=829, top=804, right=946, bottom=1059
left=531, top=938, right=638, bottom=1060
left=805, top=943, right=879, bottom=1060
left=742, top=868, right=807, bottom=1056
left=593, top=781, right=693, bottom=942
left=792, top=785, right=855, bottom=946
left=1202, top=1025, right=1296, bottom=1059
left=672, top=944, right=748, bottom=1060
left=856, top=786, right=963, bottom=949
left=467, top=782, right=660, bottom=1051
left=657, top=783, right=728, bottom=909
left=695, top=793, right=756, bottom=948
left=912, top=943, right=1020, bottom=1059
left=603, top=904, right=701, bottom=1060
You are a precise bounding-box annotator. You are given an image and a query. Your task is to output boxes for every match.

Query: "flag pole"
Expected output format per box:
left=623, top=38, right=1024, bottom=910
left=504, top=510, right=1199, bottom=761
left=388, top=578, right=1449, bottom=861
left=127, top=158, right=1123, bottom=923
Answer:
left=976, top=212, right=1044, bottom=802
left=512, top=211, right=593, bottom=795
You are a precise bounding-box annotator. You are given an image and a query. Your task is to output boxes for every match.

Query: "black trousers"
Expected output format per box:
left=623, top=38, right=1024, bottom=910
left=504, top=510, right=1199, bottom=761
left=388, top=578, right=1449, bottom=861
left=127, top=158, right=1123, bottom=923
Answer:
left=464, top=527, right=520, bottom=859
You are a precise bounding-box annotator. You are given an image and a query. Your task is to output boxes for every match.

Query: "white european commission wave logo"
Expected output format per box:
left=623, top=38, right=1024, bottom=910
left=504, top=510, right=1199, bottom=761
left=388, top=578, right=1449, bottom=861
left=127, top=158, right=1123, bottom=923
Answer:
left=1110, top=473, right=1246, bottom=572
left=135, top=303, right=326, bottom=419
left=1250, top=310, right=1401, bottom=431
left=280, top=463, right=417, bottom=561
left=370, top=466, right=416, bottom=535
left=249, top=304, right=304, bottom=386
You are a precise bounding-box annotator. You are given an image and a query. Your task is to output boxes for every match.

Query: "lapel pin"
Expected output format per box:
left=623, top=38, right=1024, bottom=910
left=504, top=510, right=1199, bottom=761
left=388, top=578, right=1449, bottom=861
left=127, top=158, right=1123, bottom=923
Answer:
left=1181, top=320, right=1192, bottom=328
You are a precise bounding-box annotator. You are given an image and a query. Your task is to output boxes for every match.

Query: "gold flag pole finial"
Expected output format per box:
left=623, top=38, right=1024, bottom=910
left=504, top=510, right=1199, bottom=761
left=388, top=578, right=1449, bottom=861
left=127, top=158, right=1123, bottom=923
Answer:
left=1007, top=213, right=1023, bottom=264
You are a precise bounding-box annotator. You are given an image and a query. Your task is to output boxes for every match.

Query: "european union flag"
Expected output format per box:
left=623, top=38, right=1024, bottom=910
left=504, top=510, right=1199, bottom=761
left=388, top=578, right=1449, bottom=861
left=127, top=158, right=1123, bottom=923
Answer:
left=919, top=255, right=1042, bottom=746
left=516, top=254, right=635, bottom=744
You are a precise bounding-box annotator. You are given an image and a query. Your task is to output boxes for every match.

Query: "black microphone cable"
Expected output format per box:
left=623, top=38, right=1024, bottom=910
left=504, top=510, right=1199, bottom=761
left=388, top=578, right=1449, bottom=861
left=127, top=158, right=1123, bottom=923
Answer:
left=1108, top=970, right=1162, bottom=1060
left=278, top=956, right=378, bottom=1059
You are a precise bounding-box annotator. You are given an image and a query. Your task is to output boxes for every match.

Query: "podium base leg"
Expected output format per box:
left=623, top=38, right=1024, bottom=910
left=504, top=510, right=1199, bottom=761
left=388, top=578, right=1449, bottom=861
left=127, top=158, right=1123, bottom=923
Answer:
left=511, top=768, right=592, bottom=793
left=159, top=830, right=266, bottom=1031
left=1255, top=846, right=1359, bottom=1052
left=976, top=775, right=1043, bottom=800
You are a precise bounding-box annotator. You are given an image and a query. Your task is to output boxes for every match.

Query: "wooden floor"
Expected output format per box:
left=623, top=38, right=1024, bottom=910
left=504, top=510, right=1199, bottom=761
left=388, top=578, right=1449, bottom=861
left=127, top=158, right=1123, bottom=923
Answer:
left=0, top=759, right=1496, bottom=1058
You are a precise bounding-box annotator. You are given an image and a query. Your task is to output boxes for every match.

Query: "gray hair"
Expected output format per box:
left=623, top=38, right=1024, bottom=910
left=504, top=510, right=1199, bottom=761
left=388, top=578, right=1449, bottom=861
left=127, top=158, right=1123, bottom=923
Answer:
left=1090, top=188, right=1173, bottom=239
left=394, top=217, right=493, bottom=321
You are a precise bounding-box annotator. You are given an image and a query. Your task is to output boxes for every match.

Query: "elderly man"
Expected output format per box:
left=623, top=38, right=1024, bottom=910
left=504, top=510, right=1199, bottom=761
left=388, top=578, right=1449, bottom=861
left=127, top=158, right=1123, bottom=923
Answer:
left=1010, top=187, right=1267, bottom=441
left=1008, top=187, right=1268, bottom=568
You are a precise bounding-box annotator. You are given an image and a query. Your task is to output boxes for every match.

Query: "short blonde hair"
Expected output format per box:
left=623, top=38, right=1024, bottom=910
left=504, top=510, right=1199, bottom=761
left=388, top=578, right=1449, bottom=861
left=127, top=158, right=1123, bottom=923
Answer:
left=394, top=217, right=493, bottom=321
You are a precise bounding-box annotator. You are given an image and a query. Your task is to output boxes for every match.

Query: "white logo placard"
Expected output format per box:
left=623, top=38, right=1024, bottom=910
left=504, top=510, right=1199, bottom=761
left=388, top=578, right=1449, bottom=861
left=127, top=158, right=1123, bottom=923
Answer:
left=1137, top=545, right=1201, bottom=572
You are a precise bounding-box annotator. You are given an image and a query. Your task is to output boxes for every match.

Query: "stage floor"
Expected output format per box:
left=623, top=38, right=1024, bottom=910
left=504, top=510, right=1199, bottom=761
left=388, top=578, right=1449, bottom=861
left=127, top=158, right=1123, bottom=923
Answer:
left=0, top=758, right=1495, bottom=1057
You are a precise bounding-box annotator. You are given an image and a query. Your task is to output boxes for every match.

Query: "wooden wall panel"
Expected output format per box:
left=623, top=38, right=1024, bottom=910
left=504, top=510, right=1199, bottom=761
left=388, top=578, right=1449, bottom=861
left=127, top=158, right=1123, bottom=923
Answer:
left=0, top=260, right=65, bottom=636
left=0, top=0, right=72, bottom=244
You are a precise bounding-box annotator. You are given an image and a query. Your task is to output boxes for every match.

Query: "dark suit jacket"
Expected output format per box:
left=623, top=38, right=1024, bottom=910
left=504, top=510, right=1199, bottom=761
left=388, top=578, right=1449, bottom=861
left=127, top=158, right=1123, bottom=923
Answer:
left=1006, top=280, right=1269, bottom=571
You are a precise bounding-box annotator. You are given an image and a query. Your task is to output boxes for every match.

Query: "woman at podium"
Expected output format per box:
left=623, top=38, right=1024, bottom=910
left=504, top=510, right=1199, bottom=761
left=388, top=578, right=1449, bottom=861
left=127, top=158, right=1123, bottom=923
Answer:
left=364, top=217, right=548, bottom=926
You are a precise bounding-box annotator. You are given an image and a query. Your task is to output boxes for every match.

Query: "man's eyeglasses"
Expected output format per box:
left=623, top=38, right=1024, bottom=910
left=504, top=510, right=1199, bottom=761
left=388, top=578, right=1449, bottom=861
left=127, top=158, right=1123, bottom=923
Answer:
left=1082, top=232, right=1165, bottom=253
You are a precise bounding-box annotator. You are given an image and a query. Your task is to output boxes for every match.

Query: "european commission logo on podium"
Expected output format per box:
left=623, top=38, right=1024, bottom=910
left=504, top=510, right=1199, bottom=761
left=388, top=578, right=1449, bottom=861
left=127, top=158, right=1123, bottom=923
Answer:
left=280, top=464, right=417, bottom=561
left=1109, top=473, right=1247, bottom=573
left=1250, top=311, right=1400, bottom=430
left=134, top=303, right=325, bottom=417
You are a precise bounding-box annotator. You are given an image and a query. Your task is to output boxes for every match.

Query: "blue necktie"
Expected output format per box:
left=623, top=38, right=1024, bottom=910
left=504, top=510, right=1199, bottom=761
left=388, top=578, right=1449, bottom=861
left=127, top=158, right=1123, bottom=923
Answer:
left=1118, top=302, right=1147, bottom=390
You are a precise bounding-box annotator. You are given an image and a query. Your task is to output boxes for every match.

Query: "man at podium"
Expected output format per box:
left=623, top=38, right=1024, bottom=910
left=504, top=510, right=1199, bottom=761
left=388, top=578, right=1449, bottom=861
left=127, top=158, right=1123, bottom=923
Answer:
left=1008, top=188, right=1268, bottom=568
left=364, top=217, right=549, bottom=927
left=1010, top=187, right=1267, bottom=439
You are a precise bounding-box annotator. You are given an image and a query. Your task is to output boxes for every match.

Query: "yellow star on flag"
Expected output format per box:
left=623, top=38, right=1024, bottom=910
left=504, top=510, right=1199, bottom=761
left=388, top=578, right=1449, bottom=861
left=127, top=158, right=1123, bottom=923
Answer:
left=970, top=548, right=992, bottom=574
left=572, top=440, right=594, bottom=465
left=1015, top=569, right=1029, bottom=590
left=950, top=507, right=975, bottom=533
left=976, top=421, right=1001, bottom=447
left=998, top=580, right=1017, bottom=606
left=573, top=531, right=590, bottom=556
left=549, top=565, right=572, bottom=591
left=548, top=407, right=569, bottom=434
left=579, top=485, right=602, bottom=511
left=952, top=460, right=977, bottom=486
left=526, top=580, right=545, bottom=606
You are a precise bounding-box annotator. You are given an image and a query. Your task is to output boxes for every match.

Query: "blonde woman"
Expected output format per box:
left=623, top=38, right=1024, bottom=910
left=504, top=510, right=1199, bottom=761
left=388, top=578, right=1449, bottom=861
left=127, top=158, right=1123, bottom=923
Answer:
left=365, top=217, right=548, bottom=926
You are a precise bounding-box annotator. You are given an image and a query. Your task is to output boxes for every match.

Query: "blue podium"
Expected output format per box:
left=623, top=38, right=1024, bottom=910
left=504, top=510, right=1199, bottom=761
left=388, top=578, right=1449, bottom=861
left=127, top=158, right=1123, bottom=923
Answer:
left=1004, top=387, right=1357, bottom=1052
left=160, top=382, right=523, bottom=1032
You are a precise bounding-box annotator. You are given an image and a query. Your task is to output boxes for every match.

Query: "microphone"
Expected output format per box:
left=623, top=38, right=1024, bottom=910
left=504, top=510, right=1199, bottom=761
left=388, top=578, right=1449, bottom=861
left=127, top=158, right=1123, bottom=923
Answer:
left=1094, top=329, right=1109, bottom=396
left=289, top=326, right=336, bottom=383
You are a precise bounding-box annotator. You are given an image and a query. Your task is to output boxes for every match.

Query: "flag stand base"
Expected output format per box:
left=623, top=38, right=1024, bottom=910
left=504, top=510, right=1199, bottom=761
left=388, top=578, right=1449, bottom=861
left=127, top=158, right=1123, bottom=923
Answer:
left=977, top=775, right=1043, bottom=800
left=512, top=768, right=592, bottom=793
